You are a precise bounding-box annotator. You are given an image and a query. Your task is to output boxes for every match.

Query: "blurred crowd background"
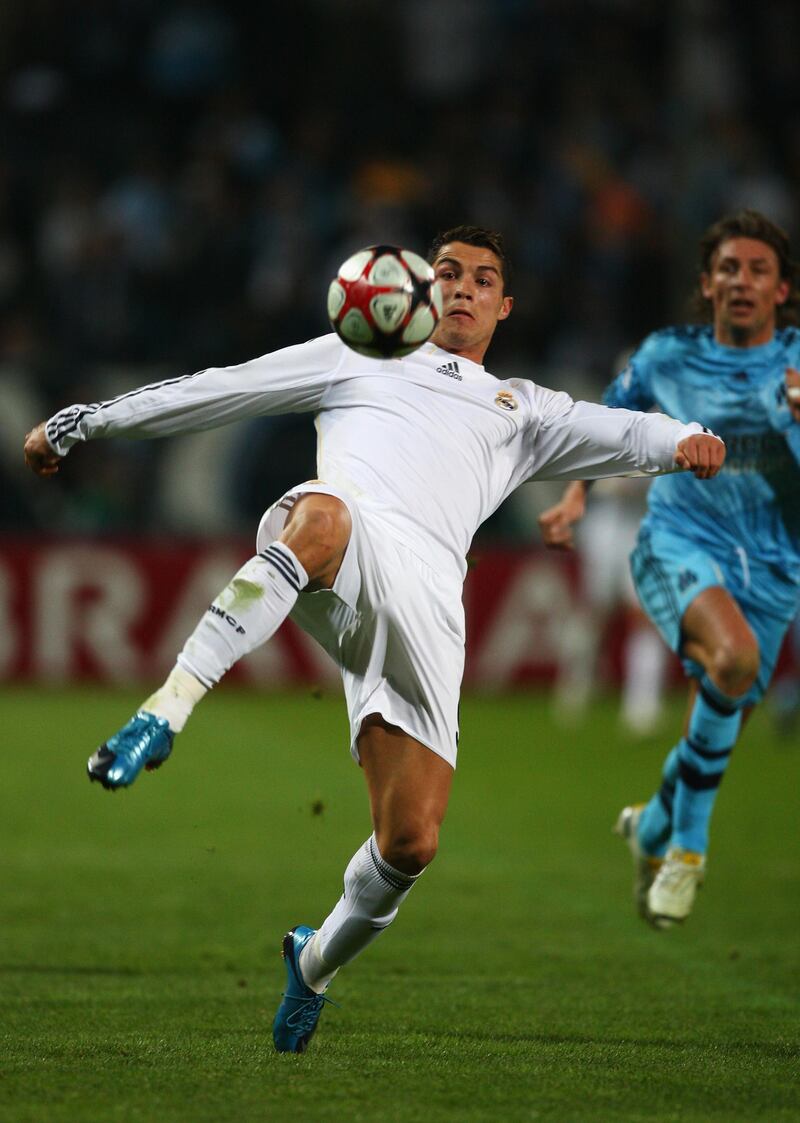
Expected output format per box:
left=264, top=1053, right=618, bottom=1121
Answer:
left=1, top=0, right=799, bottom=539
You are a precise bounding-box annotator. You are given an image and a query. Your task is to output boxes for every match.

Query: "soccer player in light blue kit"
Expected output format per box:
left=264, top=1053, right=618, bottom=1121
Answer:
left=540, top=210, right=800, bottom=927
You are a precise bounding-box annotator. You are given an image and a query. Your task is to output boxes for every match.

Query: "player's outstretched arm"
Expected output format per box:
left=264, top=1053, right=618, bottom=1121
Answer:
left=538, top=480, right=590, bottom=551
left=528, top=396, right=725, bottom=483
left=27, top=336, right=341, bottom=464
left=537, top=423, right=724, bottom=549
left=24, top=422, right=63, bottom=477
left=673, top=431, right=725, bottom=479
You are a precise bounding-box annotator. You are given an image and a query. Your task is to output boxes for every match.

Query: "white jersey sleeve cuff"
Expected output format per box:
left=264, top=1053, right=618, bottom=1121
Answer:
left=674, top=420, right=723, bottom=444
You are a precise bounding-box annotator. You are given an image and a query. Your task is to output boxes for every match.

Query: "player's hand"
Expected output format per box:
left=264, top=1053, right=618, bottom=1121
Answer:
left=786, top=367, right=800, bottom=422
left=538, top=483, right=587, bottom=550
left=24, top=422, right=62, bottom=477
left=674, top=433, right=725, bottom=479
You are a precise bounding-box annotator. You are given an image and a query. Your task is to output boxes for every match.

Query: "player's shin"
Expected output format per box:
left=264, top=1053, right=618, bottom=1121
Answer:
left=671, top=674, right=743, bottom=854
left=637, top=746, right=679, bottom=856
left=146, top=543, right=309, bottom=729
left=299, top=835, right=420, bottom=993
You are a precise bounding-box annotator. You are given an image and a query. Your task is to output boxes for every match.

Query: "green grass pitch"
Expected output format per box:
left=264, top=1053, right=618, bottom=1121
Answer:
left=2, top=685, right=799, bottom=1122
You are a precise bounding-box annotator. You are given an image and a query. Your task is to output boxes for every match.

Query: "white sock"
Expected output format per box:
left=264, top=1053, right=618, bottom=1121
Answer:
left=177, top=542, right=308, bottom=688
left=298, top=931, right=337, bottom=994
left=143, top=665, right=207, bottom=733
left=299, top=835, right=420, bottom=993
left=142, top=542, right=308, bottom=733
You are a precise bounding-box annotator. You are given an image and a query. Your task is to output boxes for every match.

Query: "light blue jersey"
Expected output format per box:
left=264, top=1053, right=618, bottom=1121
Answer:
left=605, top=325, right=800, bottom=701
left=605, top=325, right=800, bottom=585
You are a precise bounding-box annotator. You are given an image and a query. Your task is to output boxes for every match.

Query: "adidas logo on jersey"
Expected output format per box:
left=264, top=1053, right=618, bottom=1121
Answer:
left=436, top=361, right=462, bottom=380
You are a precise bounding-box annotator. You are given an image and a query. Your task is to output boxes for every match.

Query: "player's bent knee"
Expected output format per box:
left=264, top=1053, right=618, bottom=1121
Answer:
left=709, top=640, right=760, bottom=695
left=281, top=494, right=352, bottom=585
left=286, top=494, right=351, bottom=546
left=378, top=827, right=439, bottom=875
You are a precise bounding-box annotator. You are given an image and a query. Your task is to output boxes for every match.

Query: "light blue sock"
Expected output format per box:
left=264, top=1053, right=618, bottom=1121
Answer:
left=671, top=675, right=743, bottom=854
left=637, top=746, right=679, bottom=857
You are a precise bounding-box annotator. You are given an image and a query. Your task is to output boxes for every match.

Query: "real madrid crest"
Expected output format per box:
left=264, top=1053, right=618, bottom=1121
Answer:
left=494, top=389, right=518, bottom=411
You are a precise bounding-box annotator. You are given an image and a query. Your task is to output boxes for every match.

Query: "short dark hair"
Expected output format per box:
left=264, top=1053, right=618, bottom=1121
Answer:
left=428, top=225, right=512, bottom=292
left=691, top=209, right=800, bottom=326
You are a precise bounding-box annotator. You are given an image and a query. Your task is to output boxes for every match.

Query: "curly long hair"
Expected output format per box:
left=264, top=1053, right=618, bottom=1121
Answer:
left=690, top=209, right=800, bottom=326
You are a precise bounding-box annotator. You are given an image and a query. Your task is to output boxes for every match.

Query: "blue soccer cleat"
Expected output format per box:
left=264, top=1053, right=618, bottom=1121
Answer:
left=87, top=711, right=174, bottom=790
left=272, top=926, right=336, bottom=1054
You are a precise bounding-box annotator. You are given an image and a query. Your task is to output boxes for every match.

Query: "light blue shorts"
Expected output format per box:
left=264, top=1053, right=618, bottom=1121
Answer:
left=630, top=523, right=799, bottom=704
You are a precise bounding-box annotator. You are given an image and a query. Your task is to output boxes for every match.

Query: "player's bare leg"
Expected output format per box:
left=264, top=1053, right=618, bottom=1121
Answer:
left=680, top=586, right=760, bottom=699
left=359, top=716, right=454, bottom=871
left=278, top=493, right=352, bottom=593
left=298, top=718, right=452, bottom=982
left=88, top=493, right=351, bottom=788
left=640, top=586, right=758, bottom=926
left=274, top=717, right=453, bottom=1052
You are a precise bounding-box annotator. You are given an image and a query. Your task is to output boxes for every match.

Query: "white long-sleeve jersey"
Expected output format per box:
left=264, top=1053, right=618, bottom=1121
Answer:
left=45, top=334, right=711, bottom=582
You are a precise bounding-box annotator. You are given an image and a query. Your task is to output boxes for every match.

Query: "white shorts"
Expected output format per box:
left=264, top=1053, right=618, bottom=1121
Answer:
left=257, top=482, right=464, bottom=769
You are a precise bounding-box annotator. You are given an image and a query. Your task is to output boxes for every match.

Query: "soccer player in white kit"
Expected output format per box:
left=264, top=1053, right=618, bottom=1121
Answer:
left=24, top=226, right=725, bottom=1053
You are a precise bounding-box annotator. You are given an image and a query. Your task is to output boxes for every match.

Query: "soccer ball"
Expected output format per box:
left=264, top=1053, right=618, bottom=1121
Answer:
left=327, top=245, right=443, bottom=359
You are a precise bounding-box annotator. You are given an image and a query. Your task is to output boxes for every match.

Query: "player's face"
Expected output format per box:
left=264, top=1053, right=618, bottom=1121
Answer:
left=430, top=242, right=513, bottom=364
left=701, top=236, right=790, bottom=347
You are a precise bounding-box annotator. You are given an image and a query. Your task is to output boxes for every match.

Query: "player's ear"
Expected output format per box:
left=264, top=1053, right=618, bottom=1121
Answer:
left=498, top=295, right=514, bottom=321
left=775, top=278, right=790, bottom=307
left=700, top=273, right=713, bottom=301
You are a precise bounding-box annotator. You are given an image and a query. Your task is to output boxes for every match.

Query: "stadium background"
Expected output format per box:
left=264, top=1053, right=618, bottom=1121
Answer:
left=1, top=0, right=799, bottom=693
